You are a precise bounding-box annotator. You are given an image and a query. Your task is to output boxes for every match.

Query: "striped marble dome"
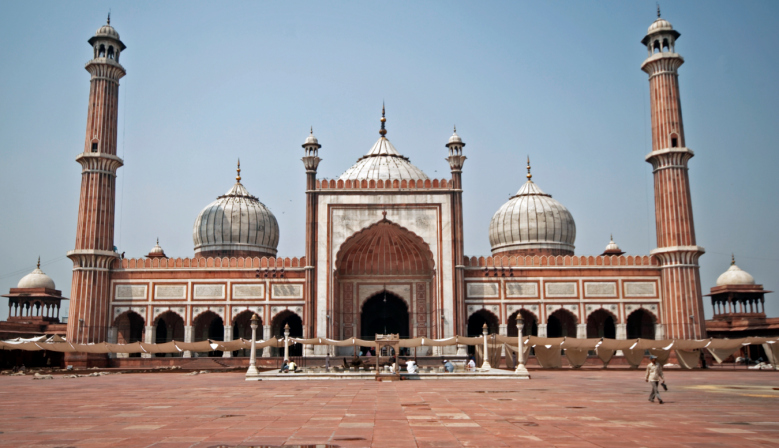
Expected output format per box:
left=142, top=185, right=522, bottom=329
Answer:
left=193, top=166, right=279, bottom=258
left=339, top=107, right=428, bottom=182
left=489, top=178, right=576, bottom=257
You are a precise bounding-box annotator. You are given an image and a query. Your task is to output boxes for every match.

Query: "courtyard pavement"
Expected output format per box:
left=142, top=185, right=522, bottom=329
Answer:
left=0, top=369, right=777, bottom=447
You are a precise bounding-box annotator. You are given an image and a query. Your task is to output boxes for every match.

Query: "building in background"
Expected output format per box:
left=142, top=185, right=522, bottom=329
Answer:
left=6, top=13, right=768, bottom=367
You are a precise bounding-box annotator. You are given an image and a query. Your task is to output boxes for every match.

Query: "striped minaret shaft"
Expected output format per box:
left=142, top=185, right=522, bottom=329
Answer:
left=641, top=15, right=706, bottom=339
left=66, top=18, right=126, bottom=345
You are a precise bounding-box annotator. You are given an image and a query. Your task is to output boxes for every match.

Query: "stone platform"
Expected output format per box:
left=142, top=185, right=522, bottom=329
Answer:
left=251, top=368, right=524, bottom=381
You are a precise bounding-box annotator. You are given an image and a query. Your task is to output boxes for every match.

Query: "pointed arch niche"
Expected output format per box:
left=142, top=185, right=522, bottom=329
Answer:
left=334, top=217, right=438, bottom=345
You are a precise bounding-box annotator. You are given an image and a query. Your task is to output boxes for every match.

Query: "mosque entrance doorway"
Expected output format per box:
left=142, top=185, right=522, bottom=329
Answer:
left=627, top=309, right=656, bottom=339
left=360, top=291, right=409, bottom=340
left=587, top=309, right=616, bottom=339
left=335, top=217, right=436, bottom=343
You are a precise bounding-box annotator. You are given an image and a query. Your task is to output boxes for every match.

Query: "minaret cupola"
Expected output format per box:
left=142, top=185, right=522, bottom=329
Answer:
left=88, top=14, right=126, bottom=62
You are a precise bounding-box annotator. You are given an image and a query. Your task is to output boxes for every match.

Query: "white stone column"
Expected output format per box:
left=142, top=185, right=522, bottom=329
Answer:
left=655, top=324, right=665, bottom=340
left=576, top=324, right=587, bottom=339
left=142, top=325, right=155, bottom=358
left=616, top=323, right=627, bottom=340
left=222, top=325, right=233, bottom=358
left=262, top=325, right=271, bottom=357
left=499, top=324, right=508, bottom=357
left=183, top=325, right=194, bottom=358
left=537, top=324, right=548, bottom=338
left=107, top=326, right=118, bottom=359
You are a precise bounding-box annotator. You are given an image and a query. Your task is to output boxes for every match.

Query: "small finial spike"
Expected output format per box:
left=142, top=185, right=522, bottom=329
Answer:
left=37, top=256, right=40, bottom=269
left=236, top=158, right=242, bottom=182
left=610, top=234, right=613, bottom=241
left=379, top=103, right=387, bottom=137
left=107, top=12, right=111, bottom=25
left=453, top=125, right=457, bottom=133
left=310, top=126, right=313, bottom=135
left=657, top=3, right=661, bottom=18
left=731, top=253, right=735, bottom=265
left=156, top=237, right=159, bottom=245
left=526, top=156, right=532, bottom=180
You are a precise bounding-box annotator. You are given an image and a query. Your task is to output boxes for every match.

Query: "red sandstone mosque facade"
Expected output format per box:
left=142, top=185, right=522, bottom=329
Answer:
left=6, top=13, right=772, bottom=366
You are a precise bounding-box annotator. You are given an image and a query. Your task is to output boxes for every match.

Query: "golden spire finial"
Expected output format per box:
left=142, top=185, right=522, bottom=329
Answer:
left=107, top=12, right=111, bottom=25
left=156, top=237, right=159, bottom=245
left=310, top=126, right=313, bottom=135
left=453, top=125, right=457, bottom=133
left=379, top=102, right=387, bottom=137
left=37, top=256, right=40, bottom=269
left=236, top=158, right=241, bottom=183
left=656, top=3, right=661, bottom=18
left=526, top=156, right=532, bottom=180
left=731, top=253, right=735, bottom=265
left=610, top=233, right=613, bottom=241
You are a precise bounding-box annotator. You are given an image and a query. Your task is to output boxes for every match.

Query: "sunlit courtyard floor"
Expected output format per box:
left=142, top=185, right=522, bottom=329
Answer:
left=1, top=369, right=777, bottom=447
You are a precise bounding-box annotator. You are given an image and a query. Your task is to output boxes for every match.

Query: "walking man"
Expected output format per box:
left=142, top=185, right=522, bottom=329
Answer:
left=645, top=355, right=665, bottom=404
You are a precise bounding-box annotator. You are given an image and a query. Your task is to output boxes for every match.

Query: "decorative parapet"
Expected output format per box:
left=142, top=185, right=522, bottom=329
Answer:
left=315, top=178, right=453, bottom=190
left=463, top=254, right=659, bottom=268
left=114, top=256, right=305, bottom=270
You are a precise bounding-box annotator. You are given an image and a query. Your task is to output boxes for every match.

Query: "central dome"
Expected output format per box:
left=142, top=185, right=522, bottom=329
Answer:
left=339, top=107, right=428, bottom=182
left=489, top=161, right=575, bottom=257
left=193, top=163, right=279, bottom=258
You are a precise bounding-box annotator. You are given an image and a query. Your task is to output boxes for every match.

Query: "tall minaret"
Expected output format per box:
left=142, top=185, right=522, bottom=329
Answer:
left=301, top=127, right=321, bottom=351
left=446, top=127, right=466, bottom=338
left=66, top=16, right=126, bottom=359
left=641, top=10, right=706, bottom=339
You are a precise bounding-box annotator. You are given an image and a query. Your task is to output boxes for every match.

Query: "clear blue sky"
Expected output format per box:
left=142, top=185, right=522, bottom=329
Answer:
left=1, top=1, right=777, bottom=321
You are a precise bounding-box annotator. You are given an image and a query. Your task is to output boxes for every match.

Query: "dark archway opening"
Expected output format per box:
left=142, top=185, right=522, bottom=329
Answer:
left=115, top=311, right=144, bottom=358
left=155, top=311, right=185, bottom=357
left=547, top=309, right=577, bottom=338
left=586, top=309, right=616, bottom=339
left=507, top=309, right=538, bottom=337
left=627, top=309, right=656, bottom=340
left=193, top=311, right=224, bottom=356
left=466, top=310, right=499, bottom=357
left=361, top=292, right=409, bottom=340
left=233, top=311, right=260, bottom=357
left=272, top=311, right=303, bottom=357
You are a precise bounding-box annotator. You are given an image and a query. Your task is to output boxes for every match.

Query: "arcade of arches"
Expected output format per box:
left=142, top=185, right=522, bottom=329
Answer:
left=334, top=219, right=437, bottom=346
left=466, top=307, right=656, bottom=341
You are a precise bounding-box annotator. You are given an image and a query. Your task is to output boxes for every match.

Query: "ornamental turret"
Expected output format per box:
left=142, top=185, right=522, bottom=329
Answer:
left=446, top=126, right=467, bottom=337
left=66, top=16, right=127, bottom=360
left=641, top=9, right=706, bottom=339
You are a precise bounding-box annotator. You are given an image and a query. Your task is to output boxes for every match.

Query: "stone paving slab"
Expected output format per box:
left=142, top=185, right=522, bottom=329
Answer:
left=0, top=370, right=777, bottom=447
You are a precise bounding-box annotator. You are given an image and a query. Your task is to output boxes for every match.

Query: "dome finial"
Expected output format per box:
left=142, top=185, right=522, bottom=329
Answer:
left=107, top=12, right=111, bottom=25
left=310, top=126, right=313, bottom=135
left=379, top=102, right=387, bottom=137
left=526, top=156, right=532, bottom=180
left=236, top=158, right=241, bottom=183
left=731, top=253, right=735, bottom=266
left=453, top=125, right=457, bottom=133
left=656, top=3, right=661, bottom=18
left=156, top=237, right=159, bottom=245
left=37, top=256, right=40, bottom=269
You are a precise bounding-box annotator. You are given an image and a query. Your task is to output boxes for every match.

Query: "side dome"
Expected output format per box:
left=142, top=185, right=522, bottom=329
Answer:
left=193, top=163, right=279, bottom=258
left=17, top=258, right=56, bottom=290
left=339, top=106, right=428, bottom=182
left=489, top=161, right=575, bottom=257
left=716, top=256, right=755, bottom=286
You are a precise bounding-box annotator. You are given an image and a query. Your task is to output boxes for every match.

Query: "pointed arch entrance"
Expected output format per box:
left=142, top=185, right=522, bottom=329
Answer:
left=335, top=217, right=436, bottom=343
left=361, top=291, right=409, bottom=339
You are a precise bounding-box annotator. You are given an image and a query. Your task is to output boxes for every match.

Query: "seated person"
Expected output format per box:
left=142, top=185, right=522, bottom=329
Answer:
left=442, top=360, right=455, bottom=373
left=280, top=359, right=289, bottom=373
left=288, top=360, right=297, bottom=372
left=405, top=360, right=418, bottom=374
left=467, top=357, right=476, bottom=371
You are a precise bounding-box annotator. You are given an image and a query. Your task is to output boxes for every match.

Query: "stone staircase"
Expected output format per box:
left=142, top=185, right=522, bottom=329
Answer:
left=183, top=358, right=231, bottom=370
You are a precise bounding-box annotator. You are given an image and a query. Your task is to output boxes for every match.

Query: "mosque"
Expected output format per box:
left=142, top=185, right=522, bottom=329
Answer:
left=2, top=13, right=774, bottom=367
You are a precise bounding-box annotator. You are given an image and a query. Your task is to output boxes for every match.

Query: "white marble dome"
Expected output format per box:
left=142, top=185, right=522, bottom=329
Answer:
left=339, top=109, right=428, bottom=182
left=17, top=260, right=55, bottom=290
left=95, top=23, right=120, bottom=40
left=716, top=259, right=755, bottom=286
left=193, top=170, right=279, bottom=258
left=339, top=137, right=428, bottom=182
left=648, top=17, right=674, bottom=34
left=489, top=177, right=576, bottom=256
